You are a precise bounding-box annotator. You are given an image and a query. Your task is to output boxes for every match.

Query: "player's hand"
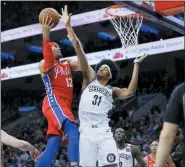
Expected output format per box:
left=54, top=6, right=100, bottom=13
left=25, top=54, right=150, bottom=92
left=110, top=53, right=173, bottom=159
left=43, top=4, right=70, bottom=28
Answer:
left=60, top=5, right=72, bottom=26
left=41, top=15, right=54, bottom=39
left=134, top=53, right=148, bottom=64
left=29, top=147, right=40, bottom=162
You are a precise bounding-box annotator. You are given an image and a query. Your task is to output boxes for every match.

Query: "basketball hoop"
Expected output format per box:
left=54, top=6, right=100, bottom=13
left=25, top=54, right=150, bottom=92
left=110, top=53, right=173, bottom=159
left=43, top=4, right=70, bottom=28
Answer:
left=106, top=5, right=143, bottom=57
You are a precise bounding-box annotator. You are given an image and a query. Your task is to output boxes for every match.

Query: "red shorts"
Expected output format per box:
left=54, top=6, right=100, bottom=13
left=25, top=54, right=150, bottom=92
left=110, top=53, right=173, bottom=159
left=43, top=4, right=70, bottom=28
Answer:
left=42, top=94, right=75, bottom=137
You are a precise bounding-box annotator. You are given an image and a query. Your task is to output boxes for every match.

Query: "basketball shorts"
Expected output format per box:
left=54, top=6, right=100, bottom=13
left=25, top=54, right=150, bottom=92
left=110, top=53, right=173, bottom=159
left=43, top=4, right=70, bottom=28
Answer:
left=79, top=126, right=118, bottom=166
left=42, top=94, right=75, bottom=137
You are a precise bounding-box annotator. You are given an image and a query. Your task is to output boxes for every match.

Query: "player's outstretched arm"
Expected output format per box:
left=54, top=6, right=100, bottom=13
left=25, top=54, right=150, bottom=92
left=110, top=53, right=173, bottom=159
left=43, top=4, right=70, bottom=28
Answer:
left=155, top=122, right=178, bottom=167
left=132, top=145, right=146, bottom=167
left=1, top=130, right=40, bottom=161
left=60, top=5, right=95, bottom=88
left=113, top=53, right=148, bottom=99
left=39, top=15, right=55, bottom=73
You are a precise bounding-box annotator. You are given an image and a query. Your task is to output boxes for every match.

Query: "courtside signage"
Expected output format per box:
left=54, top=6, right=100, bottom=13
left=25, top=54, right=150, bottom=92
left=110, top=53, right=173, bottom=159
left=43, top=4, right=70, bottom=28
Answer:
left=10, top=63, right=40, bottom=79
left=110, top=36, right=184, bottom=61
left=2, top=37, right=184, bottom=80
left=1, top=68, right=11, bottom=81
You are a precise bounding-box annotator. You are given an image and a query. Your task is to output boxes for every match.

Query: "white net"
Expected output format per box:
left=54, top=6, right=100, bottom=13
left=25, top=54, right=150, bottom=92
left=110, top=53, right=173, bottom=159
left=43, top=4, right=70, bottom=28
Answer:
left=107, top=7, right=143, bottom=57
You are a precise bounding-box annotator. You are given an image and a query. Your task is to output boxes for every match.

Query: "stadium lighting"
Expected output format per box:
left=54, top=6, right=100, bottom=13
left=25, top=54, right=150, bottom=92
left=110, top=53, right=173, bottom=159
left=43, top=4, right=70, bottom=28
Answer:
left=59, top=39, right=84, bottom=48
left=59, top=39, right=73, bottom=46
left=1, top=52, right=15, bottom=60
left=97, top=32, right=116, bottom=40
left=28, top=46, right=43, bottom=53
left=140, top=24, right=159, bottom=34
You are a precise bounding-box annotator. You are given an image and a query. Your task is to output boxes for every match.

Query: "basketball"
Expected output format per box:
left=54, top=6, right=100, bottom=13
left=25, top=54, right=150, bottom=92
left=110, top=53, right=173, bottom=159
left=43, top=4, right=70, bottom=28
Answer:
left=39, top=8, right=60, bottom=28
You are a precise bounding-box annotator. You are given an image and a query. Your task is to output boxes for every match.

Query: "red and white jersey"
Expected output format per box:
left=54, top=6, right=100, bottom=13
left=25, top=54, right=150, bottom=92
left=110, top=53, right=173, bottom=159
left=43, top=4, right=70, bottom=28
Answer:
left=42, top=60, right=73, bottom=104
left=146, top=154, right=169, bottom=167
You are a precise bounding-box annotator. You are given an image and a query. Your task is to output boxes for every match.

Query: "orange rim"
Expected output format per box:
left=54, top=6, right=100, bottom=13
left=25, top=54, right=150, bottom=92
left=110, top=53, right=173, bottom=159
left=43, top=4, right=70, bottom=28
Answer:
left=105, top=5, right=144, bottom=18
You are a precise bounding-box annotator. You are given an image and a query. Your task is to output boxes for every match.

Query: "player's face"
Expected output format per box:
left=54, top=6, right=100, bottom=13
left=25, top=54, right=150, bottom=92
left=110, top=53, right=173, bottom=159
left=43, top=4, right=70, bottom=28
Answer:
left=151, top=141, right=158, bottom=153
left=97, top=65, right=110, bottom=80
left=114, top=128, right=125, bottom=142
left=51, top=44, right=62, bottom=60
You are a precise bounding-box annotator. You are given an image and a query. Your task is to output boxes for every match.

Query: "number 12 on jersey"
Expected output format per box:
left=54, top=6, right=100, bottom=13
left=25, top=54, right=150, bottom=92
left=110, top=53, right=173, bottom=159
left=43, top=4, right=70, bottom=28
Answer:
left=92, top=95, right=102, bottom=106
left=66, top=77, right=73, bottom=87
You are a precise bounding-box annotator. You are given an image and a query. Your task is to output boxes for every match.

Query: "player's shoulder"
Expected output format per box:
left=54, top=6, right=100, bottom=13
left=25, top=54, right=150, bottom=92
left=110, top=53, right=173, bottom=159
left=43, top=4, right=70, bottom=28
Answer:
left=173, top=82, right=184, bottom=95
left=63, top=59, right=75, bottom=66
left=90, top=78, right=98, bottom=84
left=107, top=85, right=112, bottom=89
left=171, top=82, right=184, bottom=103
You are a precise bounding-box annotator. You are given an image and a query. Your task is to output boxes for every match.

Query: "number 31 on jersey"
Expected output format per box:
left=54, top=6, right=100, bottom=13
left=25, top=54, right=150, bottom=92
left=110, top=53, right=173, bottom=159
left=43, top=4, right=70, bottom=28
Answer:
left=92, top=95, right=102, bottom=106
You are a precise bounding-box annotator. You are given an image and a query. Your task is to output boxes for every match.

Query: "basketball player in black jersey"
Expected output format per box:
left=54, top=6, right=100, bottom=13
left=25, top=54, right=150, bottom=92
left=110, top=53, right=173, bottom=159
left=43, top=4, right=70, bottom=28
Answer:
left=155, top=82, right=184, bottom=167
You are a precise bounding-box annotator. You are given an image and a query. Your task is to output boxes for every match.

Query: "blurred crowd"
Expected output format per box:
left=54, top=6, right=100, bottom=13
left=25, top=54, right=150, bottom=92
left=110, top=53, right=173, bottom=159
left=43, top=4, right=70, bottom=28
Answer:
left=2, top=69, right=183, bottom=167
left=1, top=1, right=113, bottom=31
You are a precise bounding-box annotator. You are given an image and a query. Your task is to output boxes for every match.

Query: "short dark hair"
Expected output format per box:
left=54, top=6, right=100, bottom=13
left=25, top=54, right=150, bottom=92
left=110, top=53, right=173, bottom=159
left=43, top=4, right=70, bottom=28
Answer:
left=95, top=59, right=120, bottom=84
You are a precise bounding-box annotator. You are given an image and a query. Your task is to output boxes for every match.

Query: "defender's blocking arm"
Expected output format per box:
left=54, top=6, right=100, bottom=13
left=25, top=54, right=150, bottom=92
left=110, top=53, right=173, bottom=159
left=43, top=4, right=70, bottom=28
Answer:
left=114, top=54, right=148, bottom=99
left=61, top=5, right=95, bottom=88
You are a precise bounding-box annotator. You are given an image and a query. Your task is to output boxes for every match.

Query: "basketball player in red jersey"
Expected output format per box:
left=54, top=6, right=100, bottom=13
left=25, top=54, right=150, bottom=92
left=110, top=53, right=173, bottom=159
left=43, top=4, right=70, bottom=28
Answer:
left=35, top=15, right=80, bottom=167
left=144, top=141, right=176, bottom=167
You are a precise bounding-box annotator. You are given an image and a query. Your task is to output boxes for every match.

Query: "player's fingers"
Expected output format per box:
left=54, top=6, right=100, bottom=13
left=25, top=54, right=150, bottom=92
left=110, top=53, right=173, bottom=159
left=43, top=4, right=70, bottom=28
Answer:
left=137, top=53, right=145, bottom=59
left=61, top=8, right=64, bottom=15
left=49, top=23, right=54, bottom=29
left=44, top=15, right=48, bottom=25
left=65, top=5, right=68, bottom=14
left=69, top=13, right=72, bottom=16
left=44, top=15, right=47, bottom=25
left=141, top=53, right=148, bottom=59
left=143, top=53, right=148, bottom=57
left=48, top=18, right=52, bottom=26
left=144, top=53, right=148, bottom=57
left=43, top=14, right=46, bottom=25
left=143, top=55, right=148, bottom=60
left=46, top=15, right=49, bottom=25
left=141, top=53, right=146, bottom=58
